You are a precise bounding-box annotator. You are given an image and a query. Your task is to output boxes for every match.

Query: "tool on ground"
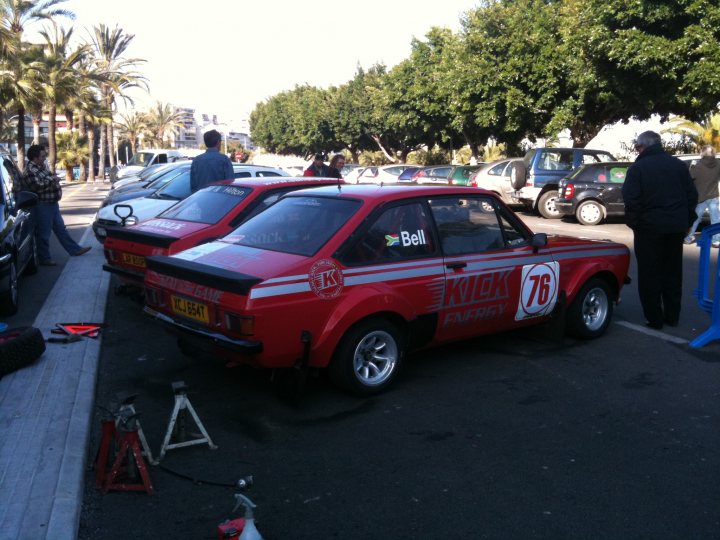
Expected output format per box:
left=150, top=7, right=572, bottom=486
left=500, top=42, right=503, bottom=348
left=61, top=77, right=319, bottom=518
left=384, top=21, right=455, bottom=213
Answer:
left=96, top=407, right=155, bottom=494
left=217, top=477, right=260, bottom=540
left=95, top=395, right=156, bottom=493
left=157, top=381, right=217, bottom=462
left=47, top=333, right=83, bottom=344
left=50, top=322, right=106, bottom=338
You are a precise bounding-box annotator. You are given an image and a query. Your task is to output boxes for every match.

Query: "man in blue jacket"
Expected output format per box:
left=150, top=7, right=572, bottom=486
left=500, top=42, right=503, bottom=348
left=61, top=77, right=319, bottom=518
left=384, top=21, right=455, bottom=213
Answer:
left=190, top=129, right=234, bottom=192
left=622, top=131, right=698, bottom=329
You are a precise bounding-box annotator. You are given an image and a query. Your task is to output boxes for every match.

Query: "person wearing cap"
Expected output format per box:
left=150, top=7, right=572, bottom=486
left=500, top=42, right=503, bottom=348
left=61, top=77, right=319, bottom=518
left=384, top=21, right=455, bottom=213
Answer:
left=622, top=130, right=697, bottom=329
left=303, top=153, right=331, bottom=177
left=190, top=129, right=234, bottom=192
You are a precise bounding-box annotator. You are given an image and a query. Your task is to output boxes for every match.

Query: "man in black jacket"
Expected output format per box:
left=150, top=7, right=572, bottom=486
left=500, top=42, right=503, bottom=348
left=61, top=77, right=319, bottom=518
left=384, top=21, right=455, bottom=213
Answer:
left=622, top=131, right=698, bottom=329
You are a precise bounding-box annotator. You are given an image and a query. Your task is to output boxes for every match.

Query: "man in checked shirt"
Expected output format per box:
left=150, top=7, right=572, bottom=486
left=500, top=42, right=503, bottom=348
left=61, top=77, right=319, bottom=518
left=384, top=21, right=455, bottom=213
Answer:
left=22, top=144, right=91, bottom=266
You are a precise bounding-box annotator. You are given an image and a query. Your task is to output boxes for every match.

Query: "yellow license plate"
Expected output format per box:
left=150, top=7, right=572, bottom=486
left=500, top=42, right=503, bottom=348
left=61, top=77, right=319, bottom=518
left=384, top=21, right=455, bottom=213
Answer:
left=121, top=252, right=146, bottom=268
left=171, top=296, right=209, bottom=324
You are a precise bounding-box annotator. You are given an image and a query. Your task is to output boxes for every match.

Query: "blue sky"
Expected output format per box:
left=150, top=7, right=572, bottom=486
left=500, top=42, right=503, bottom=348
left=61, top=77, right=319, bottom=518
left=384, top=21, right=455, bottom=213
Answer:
left=59, top=0, right=479, bottom=125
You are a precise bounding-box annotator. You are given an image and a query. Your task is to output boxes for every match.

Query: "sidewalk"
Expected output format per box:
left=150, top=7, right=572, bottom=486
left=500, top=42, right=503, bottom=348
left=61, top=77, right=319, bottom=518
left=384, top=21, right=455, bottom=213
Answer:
left=0, top=183, right=110, bottom=539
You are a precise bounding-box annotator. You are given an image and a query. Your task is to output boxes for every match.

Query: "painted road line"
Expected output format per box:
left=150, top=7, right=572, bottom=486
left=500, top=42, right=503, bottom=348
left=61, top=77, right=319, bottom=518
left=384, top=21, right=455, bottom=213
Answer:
left=616, top=320, right=688, bottom=345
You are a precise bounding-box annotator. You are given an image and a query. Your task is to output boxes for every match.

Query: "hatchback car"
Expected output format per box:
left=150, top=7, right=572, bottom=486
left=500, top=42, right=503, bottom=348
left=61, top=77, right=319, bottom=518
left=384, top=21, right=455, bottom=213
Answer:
left=355, top=165, right=410, bottom=184
left=103, top=161, right=191, bottom=208
left=103, top=177, right=344, bottom=285
left=144, top=185, right=631, bottom=396
left=411, top=165, right=453, bottom=185
left=467, top=159, right=523, bottom=205
left=556, top=162, right=633, bottom=225
left=0, top=156, right=38, bottom=315
left=93, top=165, right=289, bottom=243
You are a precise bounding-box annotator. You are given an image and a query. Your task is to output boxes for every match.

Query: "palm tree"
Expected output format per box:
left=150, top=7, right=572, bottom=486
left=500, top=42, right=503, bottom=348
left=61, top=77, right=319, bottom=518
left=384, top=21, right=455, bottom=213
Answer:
left=55, top=130, right=88, bottom=181
left=36, top=21, right=89, bottom=173
left=0, top=0, right=74, bottom=168
left=662, top=114, right=720, bottom=151
left=88, top=23, right=147, bottom=168
left=115, top=111, right=146, bottom=154
left=143, top=101, right=184, bottom=147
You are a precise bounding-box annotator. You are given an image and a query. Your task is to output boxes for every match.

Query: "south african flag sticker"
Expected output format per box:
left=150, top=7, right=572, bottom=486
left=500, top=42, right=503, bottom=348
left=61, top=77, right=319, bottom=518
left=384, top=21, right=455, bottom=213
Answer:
left=385, top=234, right=400, bottom=246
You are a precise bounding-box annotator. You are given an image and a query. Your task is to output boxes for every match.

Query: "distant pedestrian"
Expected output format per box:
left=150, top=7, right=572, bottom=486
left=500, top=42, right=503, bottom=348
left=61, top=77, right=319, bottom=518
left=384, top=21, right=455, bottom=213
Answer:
left=22, top=144, right=91, bottom=266
left=190, top=129, right=234, bottom=192
left=327, top=155, right=345, bottom=179
left=303, top=153, right=331, bottom=177
left=684, top=145, right=720, bottom=246
left=622, top=131, right=698, bottom=329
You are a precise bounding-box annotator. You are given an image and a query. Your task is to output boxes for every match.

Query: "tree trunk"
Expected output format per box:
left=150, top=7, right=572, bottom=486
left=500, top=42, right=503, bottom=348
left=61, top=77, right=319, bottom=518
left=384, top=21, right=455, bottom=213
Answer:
left=78, top=111, right=88, bottom=182
left=48, top=102, right=57, bottom=174
left=107, top=122, right=117, bottom=167
left=98, top=124, right=107, bottom=182
left=32, top=107, right=42, bottom=144
left=16, top=106, right=26, bottom=172
left=88, top=121, right=96, bottom=183
left=370, top=134, right=396, bottom=163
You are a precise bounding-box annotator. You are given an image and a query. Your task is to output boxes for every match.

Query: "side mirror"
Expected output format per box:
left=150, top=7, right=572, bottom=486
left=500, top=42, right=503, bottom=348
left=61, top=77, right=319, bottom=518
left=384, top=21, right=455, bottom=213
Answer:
left=531, top=232, right=548, bottom=253
left=15, top=190, right=38, bottom=211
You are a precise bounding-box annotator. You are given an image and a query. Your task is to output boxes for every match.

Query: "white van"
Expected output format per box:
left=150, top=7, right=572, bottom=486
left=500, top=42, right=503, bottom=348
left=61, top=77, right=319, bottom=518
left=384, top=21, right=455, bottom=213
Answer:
left=116, top=149, right=186, bottom=179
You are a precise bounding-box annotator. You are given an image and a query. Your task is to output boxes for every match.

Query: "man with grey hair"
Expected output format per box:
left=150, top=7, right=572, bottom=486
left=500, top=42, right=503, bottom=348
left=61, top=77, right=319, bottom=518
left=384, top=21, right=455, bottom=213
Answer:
left=684, top=145, right=720, bottom=246
left=622, top=130, right=697, bottom=329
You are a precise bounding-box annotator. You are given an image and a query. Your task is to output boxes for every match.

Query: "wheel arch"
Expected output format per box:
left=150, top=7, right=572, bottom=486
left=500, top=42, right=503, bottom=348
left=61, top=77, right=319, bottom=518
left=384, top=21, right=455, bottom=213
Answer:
left=563, top=267, right=621, bottom=306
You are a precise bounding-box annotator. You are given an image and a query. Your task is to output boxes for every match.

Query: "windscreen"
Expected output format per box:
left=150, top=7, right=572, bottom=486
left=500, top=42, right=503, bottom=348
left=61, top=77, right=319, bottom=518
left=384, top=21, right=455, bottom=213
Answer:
left=159, top=185, right=253, bottom=224
left=127, top=152, right=154, bottom=167
left=224, top=195, right=361, bottom=256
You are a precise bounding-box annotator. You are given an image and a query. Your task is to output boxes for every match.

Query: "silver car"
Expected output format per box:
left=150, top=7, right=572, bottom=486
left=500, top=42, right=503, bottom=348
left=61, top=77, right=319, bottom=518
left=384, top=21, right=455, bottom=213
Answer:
left=468, top=158, right=523, bottom=206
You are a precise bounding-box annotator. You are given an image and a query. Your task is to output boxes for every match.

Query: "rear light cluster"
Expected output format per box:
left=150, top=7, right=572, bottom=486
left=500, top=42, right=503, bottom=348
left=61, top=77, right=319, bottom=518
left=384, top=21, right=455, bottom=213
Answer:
left=104, top=249, right=116, bottom=262
left=225, top=313, right=255, bottom=336
left=526, top=175, right=534, bottom=187
left=562, top=183, right=575, bottom=199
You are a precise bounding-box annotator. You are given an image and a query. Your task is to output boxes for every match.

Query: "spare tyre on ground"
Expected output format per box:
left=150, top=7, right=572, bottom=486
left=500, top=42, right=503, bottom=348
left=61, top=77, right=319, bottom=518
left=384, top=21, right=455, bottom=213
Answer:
left=0, top=326, right=46, bottom=377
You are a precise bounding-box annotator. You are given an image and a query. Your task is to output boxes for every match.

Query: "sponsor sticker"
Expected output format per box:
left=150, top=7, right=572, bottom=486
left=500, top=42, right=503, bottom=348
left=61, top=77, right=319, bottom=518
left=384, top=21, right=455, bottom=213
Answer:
left=309, top=259, right=344, bottom=299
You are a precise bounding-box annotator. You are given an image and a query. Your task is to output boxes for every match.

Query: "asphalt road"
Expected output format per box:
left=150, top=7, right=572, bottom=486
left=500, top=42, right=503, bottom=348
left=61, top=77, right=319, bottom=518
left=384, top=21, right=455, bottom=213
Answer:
left=78, top=211, right=720, bottom=539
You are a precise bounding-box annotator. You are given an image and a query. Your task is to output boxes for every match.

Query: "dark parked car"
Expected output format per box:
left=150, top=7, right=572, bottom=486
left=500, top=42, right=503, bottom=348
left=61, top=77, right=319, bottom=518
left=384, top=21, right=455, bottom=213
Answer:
left=397, top=166, right=423, bottom=183
left=0, top=155, right=38, bottom=315
left=102, top=162, right=191, bottom=207
left=555, top=162, right=632, bottom=225
left=511, top=147, right=616, bottom=218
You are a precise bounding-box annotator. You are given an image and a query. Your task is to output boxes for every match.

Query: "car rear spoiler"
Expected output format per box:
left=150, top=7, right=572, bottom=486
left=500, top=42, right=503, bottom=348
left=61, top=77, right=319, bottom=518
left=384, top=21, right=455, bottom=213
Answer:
left=146, top=255, right=262, bottom=295
left=105, top=227, right=177, bottom=247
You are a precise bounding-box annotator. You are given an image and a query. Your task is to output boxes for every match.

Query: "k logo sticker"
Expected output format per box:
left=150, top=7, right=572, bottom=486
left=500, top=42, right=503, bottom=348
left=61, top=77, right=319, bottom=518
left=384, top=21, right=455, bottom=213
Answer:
left=309, top=259, right=344, bottom=299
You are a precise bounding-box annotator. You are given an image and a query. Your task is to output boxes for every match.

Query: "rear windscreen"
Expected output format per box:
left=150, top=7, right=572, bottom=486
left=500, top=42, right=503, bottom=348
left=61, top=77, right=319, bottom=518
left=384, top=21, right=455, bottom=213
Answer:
left=159, top=185, right=253, bottom=224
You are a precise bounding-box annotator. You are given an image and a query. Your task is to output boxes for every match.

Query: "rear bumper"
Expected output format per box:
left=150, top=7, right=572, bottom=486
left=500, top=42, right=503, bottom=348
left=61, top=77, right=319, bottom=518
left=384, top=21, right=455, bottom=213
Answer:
left=554, top=201, right=575, bottom=216
left=102, top=263, right=144, bottom=283
left=143, top=306, right=263, bottom=354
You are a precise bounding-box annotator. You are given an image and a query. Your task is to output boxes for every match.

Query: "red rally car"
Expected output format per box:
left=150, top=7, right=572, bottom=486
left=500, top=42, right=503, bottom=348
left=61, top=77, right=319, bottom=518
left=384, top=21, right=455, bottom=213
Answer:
left=102, top=177, right=344, bottom=285
left=143, top=185, right=631, bottom=395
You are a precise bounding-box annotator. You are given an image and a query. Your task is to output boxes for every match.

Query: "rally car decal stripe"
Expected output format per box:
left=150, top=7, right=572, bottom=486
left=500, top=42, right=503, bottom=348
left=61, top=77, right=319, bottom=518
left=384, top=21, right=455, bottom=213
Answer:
left=246, top=246, right=628, bottom=300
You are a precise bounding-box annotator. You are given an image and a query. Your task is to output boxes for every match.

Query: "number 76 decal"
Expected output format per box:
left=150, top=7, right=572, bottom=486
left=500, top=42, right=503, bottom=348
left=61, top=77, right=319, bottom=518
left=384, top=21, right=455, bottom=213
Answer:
left=516, top=262, right=559, bottom=320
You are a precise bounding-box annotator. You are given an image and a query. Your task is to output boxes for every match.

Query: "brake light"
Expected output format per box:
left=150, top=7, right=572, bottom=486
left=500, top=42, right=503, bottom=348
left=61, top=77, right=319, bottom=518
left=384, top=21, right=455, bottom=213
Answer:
left=225, top=313, right=255, bottom=336
left=104, top=249, right=116, bottom=262
left=564, top=184, right=575, bottom=199
left=413, top=170, right=427, bottom=180
left=527, top=175, right=534, bottom=187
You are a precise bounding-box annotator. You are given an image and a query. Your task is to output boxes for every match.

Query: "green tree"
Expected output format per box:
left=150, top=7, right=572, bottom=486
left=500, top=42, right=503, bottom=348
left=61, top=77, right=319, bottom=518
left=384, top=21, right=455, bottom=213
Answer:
left=115, top=110, right=145, bottom=153
left=55, top=130, right=88, bottom=181
left=0, top=0, right=73, bottom=168
left=662, top=113, right=720, bottom=151
left=143, top=101, right=183, bottom=147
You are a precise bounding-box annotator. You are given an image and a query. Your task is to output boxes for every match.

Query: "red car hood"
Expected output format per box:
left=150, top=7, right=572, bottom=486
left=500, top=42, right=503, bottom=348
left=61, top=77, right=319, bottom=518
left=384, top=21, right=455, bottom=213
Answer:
left=131, top=218, right=211, bottom=239
left=546, top=234, right=625, bottom=249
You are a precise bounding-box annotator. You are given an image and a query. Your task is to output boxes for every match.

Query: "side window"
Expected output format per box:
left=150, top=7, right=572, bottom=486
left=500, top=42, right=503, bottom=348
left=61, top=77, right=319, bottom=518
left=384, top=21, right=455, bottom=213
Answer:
left=430, top=197, right=506, bottom=255
left=234, top=171, right=252, bottom=178
left=497, top=207, right=530, bottom=247
left=537, top=150, right=573, bottom=171
left=582, top=154, right=601, bottom=165
left=488, top=162, right=506, bottom=176
left=157, top=154, right=168, bottom=164
left=256, top=171, right=282, bottom=177
left=342, top=202, right=435, bottom=265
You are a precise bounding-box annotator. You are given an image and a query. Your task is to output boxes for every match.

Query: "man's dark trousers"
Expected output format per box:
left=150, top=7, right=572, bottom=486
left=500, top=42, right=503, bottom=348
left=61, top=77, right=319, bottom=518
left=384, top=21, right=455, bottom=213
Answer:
left=633, top=229, right=685, bottom=326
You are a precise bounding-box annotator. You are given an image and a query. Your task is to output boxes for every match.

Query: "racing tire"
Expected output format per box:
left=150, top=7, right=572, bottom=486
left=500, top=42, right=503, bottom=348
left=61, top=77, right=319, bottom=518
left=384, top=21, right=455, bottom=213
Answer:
left=330, top=318, right=404, bottom=396
left=566, top=278, right=613, bottom=339
left=575, top=200, right=605, bottom=226
left=0, top=327, right=46, bottom=377
left=0, top=259, right=19, bottom=316
left=537, top=190, right=562, bottom=219
left=24, top=237, right=39, bottom=276
left=509, top=162, right=527, bottom=190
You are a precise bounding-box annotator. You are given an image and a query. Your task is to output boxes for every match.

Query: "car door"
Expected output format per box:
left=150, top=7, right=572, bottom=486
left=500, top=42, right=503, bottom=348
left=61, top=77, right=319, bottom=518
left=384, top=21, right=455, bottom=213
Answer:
left=429, top=195, right=558, bottom=343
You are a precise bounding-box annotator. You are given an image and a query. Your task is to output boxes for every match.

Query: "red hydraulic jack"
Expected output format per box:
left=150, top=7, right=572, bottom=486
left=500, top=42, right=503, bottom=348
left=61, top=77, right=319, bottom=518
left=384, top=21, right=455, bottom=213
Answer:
left=48, top=322, right=106, bottom=343
left=95, top=405, right=155, bottom=495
